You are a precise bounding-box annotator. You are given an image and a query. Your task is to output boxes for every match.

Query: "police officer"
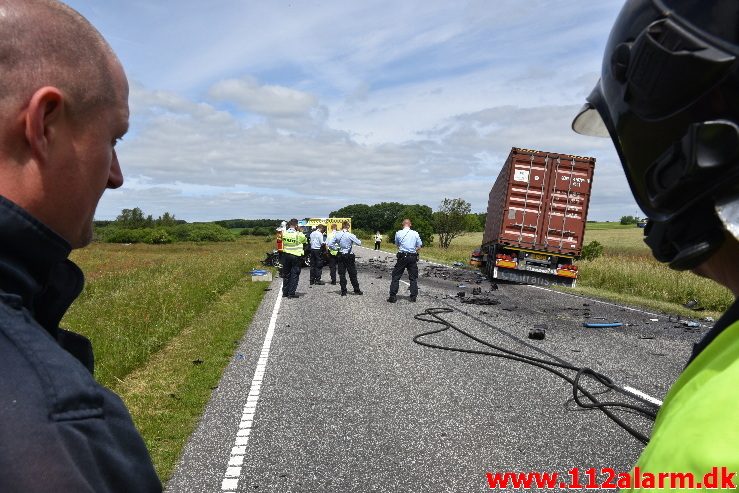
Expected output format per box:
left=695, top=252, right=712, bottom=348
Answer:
left=309, top=224, right=326, bottom=286
left=326, top=224, right=339, bottom=285
left=387, top=218, right=423, bottom=303
left=282, top=218, right=307, bottom=299
left=329, top=221, right=363, bottom=296
left=572, top=0, right=739, bottom=483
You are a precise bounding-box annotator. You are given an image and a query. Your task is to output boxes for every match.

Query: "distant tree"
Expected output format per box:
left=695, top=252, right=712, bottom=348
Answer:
left=393, top=207, right=434, bottom=246
left=464, top=214, right=483, bottom=232
left=115, top=207, right=147, bottom=229
left=620, top=215, right=639, bottom=225
left=476, top=213, right=487, bottom=229
left=156, top=212, right=178, bottom=227
left=433, top=198, right=472, bottom=249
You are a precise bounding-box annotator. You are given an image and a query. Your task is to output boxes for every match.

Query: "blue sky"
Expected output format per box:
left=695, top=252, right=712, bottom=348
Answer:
left=67, top=0, right=639, bottom=221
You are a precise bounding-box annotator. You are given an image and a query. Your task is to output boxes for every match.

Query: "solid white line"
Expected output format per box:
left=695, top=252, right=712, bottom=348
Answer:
left=221, top=281, right=283, bottom=492
left=621, top=385, right=663, bottom=406
left=526, top=284, right=665, bottom=318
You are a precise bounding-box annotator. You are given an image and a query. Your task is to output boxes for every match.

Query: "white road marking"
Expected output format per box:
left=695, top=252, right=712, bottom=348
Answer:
left=221, top=281, right=283, bottom=492
left=621, top=385, right=663, bottom=406
left=526, top=284, right=665, bottom=318
left=359, top=245, right=664, bottom=406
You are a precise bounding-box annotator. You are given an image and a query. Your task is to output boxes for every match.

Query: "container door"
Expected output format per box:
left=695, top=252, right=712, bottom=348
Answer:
left=499, top=152, right=552, bottom=250
left=539, top=156, right=594, bottom=255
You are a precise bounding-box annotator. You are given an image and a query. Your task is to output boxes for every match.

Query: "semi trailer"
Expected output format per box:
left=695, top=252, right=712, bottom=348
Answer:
left=478, top=147, right=596, bottom=288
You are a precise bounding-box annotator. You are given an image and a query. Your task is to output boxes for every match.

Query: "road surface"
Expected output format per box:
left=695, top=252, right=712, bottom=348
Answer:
left=166, top=246, right=708, bottom=492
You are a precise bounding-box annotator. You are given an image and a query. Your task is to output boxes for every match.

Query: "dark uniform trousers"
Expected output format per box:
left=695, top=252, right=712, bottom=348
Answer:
left=390, top=253, right=419, bottom=297
left=310, top=249, right=323, bottom=282
left=328, top=255, right=337, bottom=283
left=282, top=253, right=302, bottom=296
left=338, top=253, right=360, bottom=293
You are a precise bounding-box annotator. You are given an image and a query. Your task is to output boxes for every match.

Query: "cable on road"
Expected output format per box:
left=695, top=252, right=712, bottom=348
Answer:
left=413, top=307, right=658, bottom=445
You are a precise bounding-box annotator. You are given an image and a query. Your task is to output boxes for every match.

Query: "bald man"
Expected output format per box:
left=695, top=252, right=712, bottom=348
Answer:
left=0, top=1, right=160, bottom=491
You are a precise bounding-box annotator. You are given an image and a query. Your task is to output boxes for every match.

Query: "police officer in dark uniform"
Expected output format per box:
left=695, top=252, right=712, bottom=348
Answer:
left=328, top=221, right=363, bottom=296
left=572, top=0, right=739, bottom=484
left=309, top=224, right=326, bottom=285
left=387, top=218, right=423, bottom=303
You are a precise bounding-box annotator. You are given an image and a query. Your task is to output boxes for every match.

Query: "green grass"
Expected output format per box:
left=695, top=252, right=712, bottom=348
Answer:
left=64, top=238, right=270, bottom=480
left=419, top=228, right=733, bottom=316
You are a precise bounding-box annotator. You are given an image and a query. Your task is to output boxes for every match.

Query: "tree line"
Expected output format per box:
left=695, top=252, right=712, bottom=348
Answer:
left=331, top=199, right=486, bottom=249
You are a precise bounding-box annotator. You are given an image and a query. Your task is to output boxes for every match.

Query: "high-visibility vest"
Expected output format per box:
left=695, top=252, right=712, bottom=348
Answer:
left=282, top=229, right=305, bottom=256
left=622, top=318, right=739, bottom=492
left=327, top=233, right=339, bottom=256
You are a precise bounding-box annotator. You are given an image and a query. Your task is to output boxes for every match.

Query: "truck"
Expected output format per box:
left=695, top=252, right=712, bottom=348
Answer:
left=477, top=147, right=596, bottom=288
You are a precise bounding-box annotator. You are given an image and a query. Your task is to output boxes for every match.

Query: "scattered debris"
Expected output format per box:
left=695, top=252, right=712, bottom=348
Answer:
left=491, top=283, right=499, bottom=291
left=472, top=287, right=482, bottom=295
left=703, top=316, right=715, bottom=322
left=192, top=359, right=204, bottom=365
left=638, top=335, right=654, bottom=340
left=583, top=322, right=624, bottom=328
left=683, top=299, right=705, bottom=311
left=458, top=284, right=467, bottom=288
left=528, top=327, right=546, bottom=340
left=682, top=321, right=701, bottom=328
left=461, top=297, right=500, bottom=306
left=457, top=292, right=466, bottom=298
left=649, top=318, right=659, bottom=322
left=453, top=262, right=465, bottom=267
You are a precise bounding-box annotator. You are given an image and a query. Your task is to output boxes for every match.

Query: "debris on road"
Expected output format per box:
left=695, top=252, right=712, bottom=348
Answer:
left=461, top=297, right=500, bottom=306
left=583, top=322, right=624, bottom=328
left=682, top=321, right=701, bottom=328
left=528, top=327, right=546, bottom=340
left=683, top=299, right=705, bottom=311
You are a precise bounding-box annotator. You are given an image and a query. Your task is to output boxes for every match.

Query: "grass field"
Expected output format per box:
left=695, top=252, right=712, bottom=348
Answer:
left=64, top=237, right=272, bottom=480
left=421, top=225, right=733, bottom=318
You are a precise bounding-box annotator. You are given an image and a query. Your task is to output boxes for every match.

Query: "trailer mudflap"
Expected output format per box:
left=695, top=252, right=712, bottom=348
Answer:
left=493, top=266, right=575, bottom=288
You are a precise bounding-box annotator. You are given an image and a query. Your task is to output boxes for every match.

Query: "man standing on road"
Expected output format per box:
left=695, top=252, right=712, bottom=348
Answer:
left=326, top=223, right=339, bottom=285
left=282, top=219, right=307, bottom=299
left=329, top=221, right=363, bottom=296
left=388, top=219, right=422, bottom=303
left=309, top=224, right=326, bottom=286
left=374, top=231, right=383, bottom=250
left=573, top=0, right=739, bottom=485
left=0, top=1, right=161, bottom=491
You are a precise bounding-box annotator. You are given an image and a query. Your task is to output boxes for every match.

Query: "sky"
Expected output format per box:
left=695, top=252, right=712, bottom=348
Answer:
left=67, top=0, right=640, bottom=222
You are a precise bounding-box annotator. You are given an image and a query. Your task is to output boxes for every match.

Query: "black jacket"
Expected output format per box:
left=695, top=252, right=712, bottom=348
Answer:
left=0, top=196, right=161, bottom=492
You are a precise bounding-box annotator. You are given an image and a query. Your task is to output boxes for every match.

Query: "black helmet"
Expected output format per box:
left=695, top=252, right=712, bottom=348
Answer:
left=573, top=0, right=739, bottom=270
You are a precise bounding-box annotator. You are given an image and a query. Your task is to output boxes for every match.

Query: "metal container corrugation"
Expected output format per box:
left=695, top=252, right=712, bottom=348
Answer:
left=482, top=147, right=596, bottom=257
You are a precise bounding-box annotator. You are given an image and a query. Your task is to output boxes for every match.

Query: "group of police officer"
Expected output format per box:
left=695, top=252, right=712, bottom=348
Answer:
left=280, top=218, right=423, bottom=302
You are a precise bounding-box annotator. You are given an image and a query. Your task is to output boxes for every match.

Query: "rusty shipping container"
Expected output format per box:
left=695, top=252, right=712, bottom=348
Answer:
left=480, top=147, right=596, bottom=287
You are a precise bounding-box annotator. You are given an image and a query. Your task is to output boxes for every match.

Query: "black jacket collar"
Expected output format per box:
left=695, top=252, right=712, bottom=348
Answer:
left=0, top=195, right=87, bottom=355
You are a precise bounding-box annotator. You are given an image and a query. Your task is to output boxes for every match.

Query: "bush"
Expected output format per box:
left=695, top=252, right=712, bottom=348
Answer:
left=581, top=240, right=604, bottom=261
left=144, top=229, right=174, bottom=244
left=97, top=223, right=234, bottom=244
left=172, top=223, right=235, bottom=242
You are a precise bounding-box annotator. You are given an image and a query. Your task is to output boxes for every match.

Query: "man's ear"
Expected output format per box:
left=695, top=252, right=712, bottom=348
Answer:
left=25, top=86, right=65, bottom=164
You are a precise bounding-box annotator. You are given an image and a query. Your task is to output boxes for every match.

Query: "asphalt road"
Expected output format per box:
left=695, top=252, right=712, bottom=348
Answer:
left=166, top=246, right=710, bottom=493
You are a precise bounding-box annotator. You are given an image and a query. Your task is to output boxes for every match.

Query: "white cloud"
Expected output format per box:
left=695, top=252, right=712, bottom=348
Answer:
left=209, top=76, right=319, bottom=117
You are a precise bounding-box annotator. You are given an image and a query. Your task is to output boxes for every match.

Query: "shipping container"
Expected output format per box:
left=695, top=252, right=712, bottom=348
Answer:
left=479, top=147, right=596, bottom=287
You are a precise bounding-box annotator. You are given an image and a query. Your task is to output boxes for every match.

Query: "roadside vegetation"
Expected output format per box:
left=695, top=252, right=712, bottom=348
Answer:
left=64, top=238, right=271, bottom=480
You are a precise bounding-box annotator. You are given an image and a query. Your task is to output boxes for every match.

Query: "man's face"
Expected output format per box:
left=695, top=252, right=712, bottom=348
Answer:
left=64, top=62, right=128, bottom=248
